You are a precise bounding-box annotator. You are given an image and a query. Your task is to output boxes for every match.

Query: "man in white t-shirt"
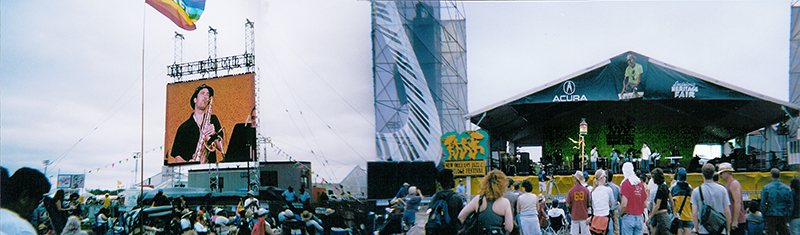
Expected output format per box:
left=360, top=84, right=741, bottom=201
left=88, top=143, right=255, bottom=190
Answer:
left=641, top=143, right=651, bottom=172
left=591, top=145, right=599, bottom=171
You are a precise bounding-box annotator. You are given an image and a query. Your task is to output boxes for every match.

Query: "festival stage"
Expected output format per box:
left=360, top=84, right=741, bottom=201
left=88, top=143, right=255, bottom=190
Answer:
left=464, top=171, right=799, bottom=201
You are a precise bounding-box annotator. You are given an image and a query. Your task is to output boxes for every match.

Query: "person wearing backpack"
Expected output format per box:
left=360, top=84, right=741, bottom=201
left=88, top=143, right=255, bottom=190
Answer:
left=670, top=168, right=693, bottom=235
left=426, top=169, right=465, bottom=235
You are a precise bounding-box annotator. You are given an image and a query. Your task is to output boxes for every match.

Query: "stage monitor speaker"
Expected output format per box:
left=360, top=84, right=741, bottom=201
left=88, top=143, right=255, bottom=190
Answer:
left=518, top=152, right=531, bottom=175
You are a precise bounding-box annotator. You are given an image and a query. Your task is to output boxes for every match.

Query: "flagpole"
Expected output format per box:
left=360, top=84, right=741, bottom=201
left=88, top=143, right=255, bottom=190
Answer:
left=140, top=3, right=146, bottom=233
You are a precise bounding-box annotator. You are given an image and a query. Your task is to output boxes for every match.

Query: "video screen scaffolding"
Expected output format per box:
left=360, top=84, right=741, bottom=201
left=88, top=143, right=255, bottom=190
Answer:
left=162, top=20, right=260, bottom=192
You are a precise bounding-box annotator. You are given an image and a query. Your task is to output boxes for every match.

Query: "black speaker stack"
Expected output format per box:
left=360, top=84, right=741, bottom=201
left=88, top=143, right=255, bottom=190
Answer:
left=367, top=161, right=436, bottom=199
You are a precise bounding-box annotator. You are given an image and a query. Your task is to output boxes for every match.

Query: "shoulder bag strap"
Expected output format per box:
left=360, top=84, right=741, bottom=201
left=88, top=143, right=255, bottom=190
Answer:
left=475, top=196, right=483, bottom=214
left=677, top=187, right=688, bottom=215
left=698, top=184, right=705, bottom=206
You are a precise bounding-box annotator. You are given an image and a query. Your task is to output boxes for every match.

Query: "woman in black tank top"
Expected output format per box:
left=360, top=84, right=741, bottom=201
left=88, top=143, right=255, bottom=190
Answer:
left=457, top=170, right=515, bottom=234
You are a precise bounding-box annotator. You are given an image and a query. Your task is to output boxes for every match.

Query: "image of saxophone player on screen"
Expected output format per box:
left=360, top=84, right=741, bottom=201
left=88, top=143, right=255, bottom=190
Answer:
left=170, top=84, right=225, bottom=164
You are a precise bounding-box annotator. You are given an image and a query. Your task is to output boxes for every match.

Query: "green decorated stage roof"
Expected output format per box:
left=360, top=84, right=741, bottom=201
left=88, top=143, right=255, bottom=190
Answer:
left=467, top=51, right=800, bottom=146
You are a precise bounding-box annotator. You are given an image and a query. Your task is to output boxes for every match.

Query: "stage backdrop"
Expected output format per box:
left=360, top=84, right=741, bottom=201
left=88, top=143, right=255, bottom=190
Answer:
left=164, top=73, right=255, bottom=165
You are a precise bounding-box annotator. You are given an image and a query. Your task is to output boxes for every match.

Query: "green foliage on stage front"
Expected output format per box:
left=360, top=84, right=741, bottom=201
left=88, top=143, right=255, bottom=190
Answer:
left=542, top=124, right=704, bottom=168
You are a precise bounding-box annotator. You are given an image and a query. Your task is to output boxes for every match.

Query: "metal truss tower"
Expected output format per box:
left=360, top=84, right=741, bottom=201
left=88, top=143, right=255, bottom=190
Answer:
left=372, top=1, right=467, bottom=165
left=206, top=26, right=218, bottom=78
left=245, top=19, right=260, bottom=194
left=174, top=32, right=184, bottom=65
left=172, top=32, right=184, bottom=82
left=167, top=20, right=255, bottom=81
left=245, top=19, right=255, bottom=56
left=208, top=25, right=220, bottom=190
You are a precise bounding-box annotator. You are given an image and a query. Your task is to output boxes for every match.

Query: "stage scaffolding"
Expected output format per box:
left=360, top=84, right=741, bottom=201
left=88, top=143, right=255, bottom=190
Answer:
left=372, top=1, right=467, bottom=165
left=166, top=20, right=260, bottom=193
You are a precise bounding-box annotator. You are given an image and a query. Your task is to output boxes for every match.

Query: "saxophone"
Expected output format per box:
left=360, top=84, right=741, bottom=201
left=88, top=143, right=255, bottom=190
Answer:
left=192, top=105, right=220, bottom=163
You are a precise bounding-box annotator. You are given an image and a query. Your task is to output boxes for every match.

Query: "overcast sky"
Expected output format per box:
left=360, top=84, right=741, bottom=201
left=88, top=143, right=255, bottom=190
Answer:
left=1, top=0, right=790, bottom=190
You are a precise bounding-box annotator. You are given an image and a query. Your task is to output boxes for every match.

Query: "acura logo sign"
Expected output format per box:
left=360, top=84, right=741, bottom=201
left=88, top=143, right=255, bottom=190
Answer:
left=553, top=80, right=587, bottom=102
left=563, top=81, right=576, bottom=95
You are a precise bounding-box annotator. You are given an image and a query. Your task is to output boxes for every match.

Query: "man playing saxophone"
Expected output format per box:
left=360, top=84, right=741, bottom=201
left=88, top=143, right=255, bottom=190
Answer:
left=170, top=84, right=225, bottom=164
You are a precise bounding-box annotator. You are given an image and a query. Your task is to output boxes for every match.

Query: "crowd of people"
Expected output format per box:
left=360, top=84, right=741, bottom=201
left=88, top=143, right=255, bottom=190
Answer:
left=429, top=162, right=798, bottom=235
left=0, top=166, right=351, bottom=235
left=5, top=159, right=800, bottom=235
left=143, top=190, right=351, bottom=235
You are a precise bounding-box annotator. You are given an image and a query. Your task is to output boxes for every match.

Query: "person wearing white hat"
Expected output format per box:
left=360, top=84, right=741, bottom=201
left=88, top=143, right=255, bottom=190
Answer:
left=394, top=182, right=411, bottom=199
left=254, top=208, right=279, bottom=235
left=718, top=162, right=746, bottom=235
left=281, top=209, right=308, bottom=235
left=213, top=208, right=232, bottom=235
left=244, top=190, right=260, bottom=213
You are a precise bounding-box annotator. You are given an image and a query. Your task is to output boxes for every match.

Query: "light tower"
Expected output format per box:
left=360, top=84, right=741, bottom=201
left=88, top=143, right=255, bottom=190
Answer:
left=206, top=26, right=218, bottom=78
left=244, top=19, right=260, bottom=194
left=172, top=32, right=184, bottom=81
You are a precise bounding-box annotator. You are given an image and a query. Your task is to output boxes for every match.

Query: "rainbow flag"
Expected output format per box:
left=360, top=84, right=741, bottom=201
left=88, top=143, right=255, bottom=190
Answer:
left=146, top=0, right=206, bottom=31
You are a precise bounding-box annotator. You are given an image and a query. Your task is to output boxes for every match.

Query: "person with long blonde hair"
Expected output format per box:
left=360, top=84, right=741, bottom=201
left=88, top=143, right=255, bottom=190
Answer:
left=458, top=170, right=514, bottom=234
left=591, top=169, right=614, bottom=235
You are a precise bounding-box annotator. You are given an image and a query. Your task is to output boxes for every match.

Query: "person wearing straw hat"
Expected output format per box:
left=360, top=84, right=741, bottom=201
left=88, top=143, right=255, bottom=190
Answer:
left=180, top=210, right=193, bottom=233
left=718, top=163, right=746, bottom=235
left=300, top=210, right=323, bottom=234
left=323, top=208, right=347, bottom=235
left=567, top=170, right=591, bottom=235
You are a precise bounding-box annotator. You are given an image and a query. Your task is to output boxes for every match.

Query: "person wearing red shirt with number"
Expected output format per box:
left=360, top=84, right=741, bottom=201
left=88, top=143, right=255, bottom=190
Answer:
left=567, top=170, right=591, bottom=235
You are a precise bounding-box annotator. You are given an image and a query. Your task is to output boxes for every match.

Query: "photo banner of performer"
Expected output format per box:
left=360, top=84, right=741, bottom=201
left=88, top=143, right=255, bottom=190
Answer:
left=163, top=73, right=256, bottom=165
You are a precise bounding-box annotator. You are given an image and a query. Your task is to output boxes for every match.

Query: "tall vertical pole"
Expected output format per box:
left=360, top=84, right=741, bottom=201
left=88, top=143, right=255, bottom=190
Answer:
left=208, top=26, right=218, bottom=78
left=580, top=136, right=585, bottom=172
left=140, top=4, right=146, bottom=233
left=579, top=118, right=588, bottom=172
left=43, top=160, right=50, bottom=176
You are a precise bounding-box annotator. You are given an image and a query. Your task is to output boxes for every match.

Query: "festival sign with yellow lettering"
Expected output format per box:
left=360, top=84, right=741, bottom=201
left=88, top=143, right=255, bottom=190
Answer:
left=441, top=130, right=489, bottom=176
left=444, top=160, right=486, bottom=176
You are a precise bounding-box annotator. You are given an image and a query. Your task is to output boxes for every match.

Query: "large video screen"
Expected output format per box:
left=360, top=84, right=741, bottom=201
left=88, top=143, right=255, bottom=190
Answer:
left=164, top=73, right=256, bottom=165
